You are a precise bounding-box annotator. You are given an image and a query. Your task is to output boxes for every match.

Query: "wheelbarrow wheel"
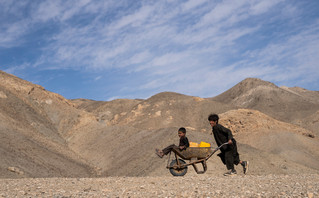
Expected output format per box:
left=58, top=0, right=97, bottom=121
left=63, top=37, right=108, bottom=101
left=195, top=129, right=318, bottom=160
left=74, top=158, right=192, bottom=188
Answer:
left=169, top=159, right=188, bottom=176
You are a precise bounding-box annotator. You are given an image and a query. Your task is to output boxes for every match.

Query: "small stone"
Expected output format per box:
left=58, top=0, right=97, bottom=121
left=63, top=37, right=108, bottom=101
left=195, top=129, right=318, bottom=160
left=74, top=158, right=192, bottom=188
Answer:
left=307, top=192, right=314, bottom=198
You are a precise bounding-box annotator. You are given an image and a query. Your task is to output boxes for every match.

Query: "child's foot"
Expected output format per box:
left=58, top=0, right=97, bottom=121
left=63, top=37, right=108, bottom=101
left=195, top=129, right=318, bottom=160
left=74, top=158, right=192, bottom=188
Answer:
left=223, top=169, right=237, bottom=176
left=241, top=161, right=249, bottom=174
left=155, top=149, right=164, bottom=158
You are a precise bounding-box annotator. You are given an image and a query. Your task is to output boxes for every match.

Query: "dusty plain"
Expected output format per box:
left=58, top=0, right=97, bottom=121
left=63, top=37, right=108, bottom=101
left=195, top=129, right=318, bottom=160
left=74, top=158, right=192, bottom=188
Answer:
left=1, top=174, right=318, bottom=197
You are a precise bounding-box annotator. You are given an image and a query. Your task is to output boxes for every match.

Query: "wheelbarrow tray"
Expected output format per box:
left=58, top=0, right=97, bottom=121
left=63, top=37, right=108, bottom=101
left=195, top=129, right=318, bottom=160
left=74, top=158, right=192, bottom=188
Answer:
left=173, top=147, right=213, bottom=160
left=166, top=143, right=228, bottom=176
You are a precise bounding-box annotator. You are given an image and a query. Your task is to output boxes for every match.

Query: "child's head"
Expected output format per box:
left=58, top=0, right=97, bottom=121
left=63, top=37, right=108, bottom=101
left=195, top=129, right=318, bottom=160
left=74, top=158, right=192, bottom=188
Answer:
left=178, top=127, right=186, bottom=138
left=208, top=113, right=219, bottom=127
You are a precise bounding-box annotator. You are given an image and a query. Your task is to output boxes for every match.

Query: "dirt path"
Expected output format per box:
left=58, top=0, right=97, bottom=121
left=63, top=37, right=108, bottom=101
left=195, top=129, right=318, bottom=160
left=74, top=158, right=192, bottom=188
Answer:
left=0, top=174, right=318, bottom=197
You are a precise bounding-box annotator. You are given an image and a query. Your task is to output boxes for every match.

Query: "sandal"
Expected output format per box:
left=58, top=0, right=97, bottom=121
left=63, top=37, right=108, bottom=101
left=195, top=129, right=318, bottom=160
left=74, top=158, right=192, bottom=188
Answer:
left=155, top=149, right=164, bottom=158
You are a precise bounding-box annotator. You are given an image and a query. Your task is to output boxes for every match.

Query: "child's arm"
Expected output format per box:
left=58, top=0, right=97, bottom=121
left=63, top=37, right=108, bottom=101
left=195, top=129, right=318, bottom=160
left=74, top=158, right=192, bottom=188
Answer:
left=221, top=125, right=233, bottom=144
left=179, top=137, right=189, bottom=150
left=180, top=137, right=189, bottom=149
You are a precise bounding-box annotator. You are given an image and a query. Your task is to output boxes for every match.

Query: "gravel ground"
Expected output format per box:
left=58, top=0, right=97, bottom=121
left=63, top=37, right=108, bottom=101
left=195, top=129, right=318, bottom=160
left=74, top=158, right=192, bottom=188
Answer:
left=0, top=174, right=318, bottom=197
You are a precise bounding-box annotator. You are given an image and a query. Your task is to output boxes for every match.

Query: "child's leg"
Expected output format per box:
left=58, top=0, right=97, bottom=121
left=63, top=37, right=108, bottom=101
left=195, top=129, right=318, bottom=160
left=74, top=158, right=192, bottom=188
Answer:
left=224, top=150, right=235, bottom=171
left=162, top=144, right=178, bottom=155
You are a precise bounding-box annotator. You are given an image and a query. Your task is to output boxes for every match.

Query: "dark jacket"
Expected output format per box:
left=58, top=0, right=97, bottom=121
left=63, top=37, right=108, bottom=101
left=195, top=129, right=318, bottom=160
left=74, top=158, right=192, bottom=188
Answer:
left=212, top=124, right=234, bottom=147
left=179, top=136, right=189, bottom=148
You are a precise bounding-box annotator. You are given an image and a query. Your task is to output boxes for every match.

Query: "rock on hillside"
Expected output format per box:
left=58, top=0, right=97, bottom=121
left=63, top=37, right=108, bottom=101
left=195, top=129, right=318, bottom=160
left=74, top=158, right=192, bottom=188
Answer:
left=212, top=78, right=319, bottom=126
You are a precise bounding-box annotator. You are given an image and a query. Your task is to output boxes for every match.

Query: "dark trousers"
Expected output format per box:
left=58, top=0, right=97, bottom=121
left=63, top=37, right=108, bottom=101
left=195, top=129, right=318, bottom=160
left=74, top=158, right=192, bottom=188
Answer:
left=162, top=144, right=179, bottom=155
left=218, top=139, right=240, bottom=170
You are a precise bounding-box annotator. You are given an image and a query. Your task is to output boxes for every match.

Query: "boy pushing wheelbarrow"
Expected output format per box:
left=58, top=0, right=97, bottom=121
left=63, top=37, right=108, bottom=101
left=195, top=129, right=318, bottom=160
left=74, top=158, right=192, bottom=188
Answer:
left=208, top=114, right=249, bottom=176
left=155, top=114, right=249, bottom=176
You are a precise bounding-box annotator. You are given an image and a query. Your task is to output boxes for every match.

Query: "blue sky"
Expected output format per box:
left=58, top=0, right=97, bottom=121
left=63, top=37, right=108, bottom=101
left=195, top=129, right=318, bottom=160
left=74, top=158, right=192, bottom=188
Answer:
left=1, top=0, right=319, bottom=101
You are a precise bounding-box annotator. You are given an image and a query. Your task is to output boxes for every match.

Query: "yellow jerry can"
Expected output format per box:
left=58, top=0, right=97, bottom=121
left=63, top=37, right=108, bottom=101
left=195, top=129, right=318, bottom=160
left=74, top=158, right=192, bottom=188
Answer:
left=189, top=142, right=199, bottom=147
left=199, top=141, right=211, bottom=147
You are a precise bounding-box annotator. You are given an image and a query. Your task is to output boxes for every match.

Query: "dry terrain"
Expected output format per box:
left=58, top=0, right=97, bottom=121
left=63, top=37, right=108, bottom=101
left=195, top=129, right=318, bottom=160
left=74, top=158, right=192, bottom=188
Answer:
left=0, top=175, right=318, bottom=197
left=1, top=70, right=319, bottom=197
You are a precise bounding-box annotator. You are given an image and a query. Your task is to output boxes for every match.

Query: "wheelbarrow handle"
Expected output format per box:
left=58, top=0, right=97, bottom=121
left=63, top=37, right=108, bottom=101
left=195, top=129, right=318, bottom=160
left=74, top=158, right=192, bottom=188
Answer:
left=206, top=142, right=229, bottom=160
left=215, top=142, right=229, bottom=150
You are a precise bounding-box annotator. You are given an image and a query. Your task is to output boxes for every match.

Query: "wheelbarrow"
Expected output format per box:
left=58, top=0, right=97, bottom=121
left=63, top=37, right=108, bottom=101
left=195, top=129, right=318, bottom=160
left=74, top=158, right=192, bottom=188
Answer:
left=166, top=143, right=228, bottom=176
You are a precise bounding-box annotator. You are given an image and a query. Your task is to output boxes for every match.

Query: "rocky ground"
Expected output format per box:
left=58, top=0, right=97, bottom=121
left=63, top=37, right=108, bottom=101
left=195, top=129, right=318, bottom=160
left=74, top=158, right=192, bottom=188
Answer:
left=0, top=174, right=318, bottom=197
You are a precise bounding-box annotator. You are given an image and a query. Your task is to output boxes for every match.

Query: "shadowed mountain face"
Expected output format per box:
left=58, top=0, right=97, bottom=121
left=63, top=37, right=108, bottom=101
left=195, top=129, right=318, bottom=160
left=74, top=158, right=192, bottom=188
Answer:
left=1, top=70, right=319, bottom=178
left=0, top=71, right=99, bottom=178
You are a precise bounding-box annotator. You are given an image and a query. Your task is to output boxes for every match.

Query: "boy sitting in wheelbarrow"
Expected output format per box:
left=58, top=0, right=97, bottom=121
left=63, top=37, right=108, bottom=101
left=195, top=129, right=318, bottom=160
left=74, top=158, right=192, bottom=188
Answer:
left=155, top=127, right=189, bottom=158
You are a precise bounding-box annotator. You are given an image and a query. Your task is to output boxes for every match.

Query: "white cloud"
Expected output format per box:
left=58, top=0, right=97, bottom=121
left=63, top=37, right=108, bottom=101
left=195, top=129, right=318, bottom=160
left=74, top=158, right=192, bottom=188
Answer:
left=33, top=1, right=63, bottom=22
left=196, top=0, right=247, bottom=27
left=129, top=51, right=152, bottom=65
left=250, top=0, right=283, bottom=15
left=94, top=76, right=102, bottom=81
left=242, top=21, right=319, bottom=83
left=60, top=0, right=92, bottom=21
left=1, top=0, right=319, bottom=99
left=0, top=14, right=31, bottom=47
left=3, top=63, right=30, bottom=74
left=182, top=0, right=208, bottom=11
left=110, top=5, right=155, bottom=30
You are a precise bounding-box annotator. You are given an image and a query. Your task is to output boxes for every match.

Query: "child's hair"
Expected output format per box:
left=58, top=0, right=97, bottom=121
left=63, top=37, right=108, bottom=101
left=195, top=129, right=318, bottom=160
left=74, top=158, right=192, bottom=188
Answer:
left=178, top=127, right=186, bottom=134
left=208, top=114, right=219, bottom=124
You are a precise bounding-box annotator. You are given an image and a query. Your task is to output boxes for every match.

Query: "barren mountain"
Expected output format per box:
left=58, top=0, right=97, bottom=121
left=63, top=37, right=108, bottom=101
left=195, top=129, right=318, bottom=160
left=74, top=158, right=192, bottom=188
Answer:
left=0, top=71, right=98, bottom=177
left=0, top=70, right=318, bottom=178
left=72, top=92, right=233, bottom=131
left=68, top=92, right=235, bottom=176
left=211, top=78, right=319, bottom=125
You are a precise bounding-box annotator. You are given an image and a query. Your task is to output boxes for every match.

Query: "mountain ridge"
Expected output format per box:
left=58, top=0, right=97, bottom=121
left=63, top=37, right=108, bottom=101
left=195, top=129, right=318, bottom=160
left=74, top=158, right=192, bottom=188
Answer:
left=1, top=70, right=318, bottom=178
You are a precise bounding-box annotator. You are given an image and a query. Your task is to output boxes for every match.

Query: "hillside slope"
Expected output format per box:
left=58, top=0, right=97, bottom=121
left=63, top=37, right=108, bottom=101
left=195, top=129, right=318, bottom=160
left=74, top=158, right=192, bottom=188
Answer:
left=70, top=94, right=319, bottom=176
left=1, top=70, right=318, bottom=178
left=0, top=71, right=97, bottom=178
